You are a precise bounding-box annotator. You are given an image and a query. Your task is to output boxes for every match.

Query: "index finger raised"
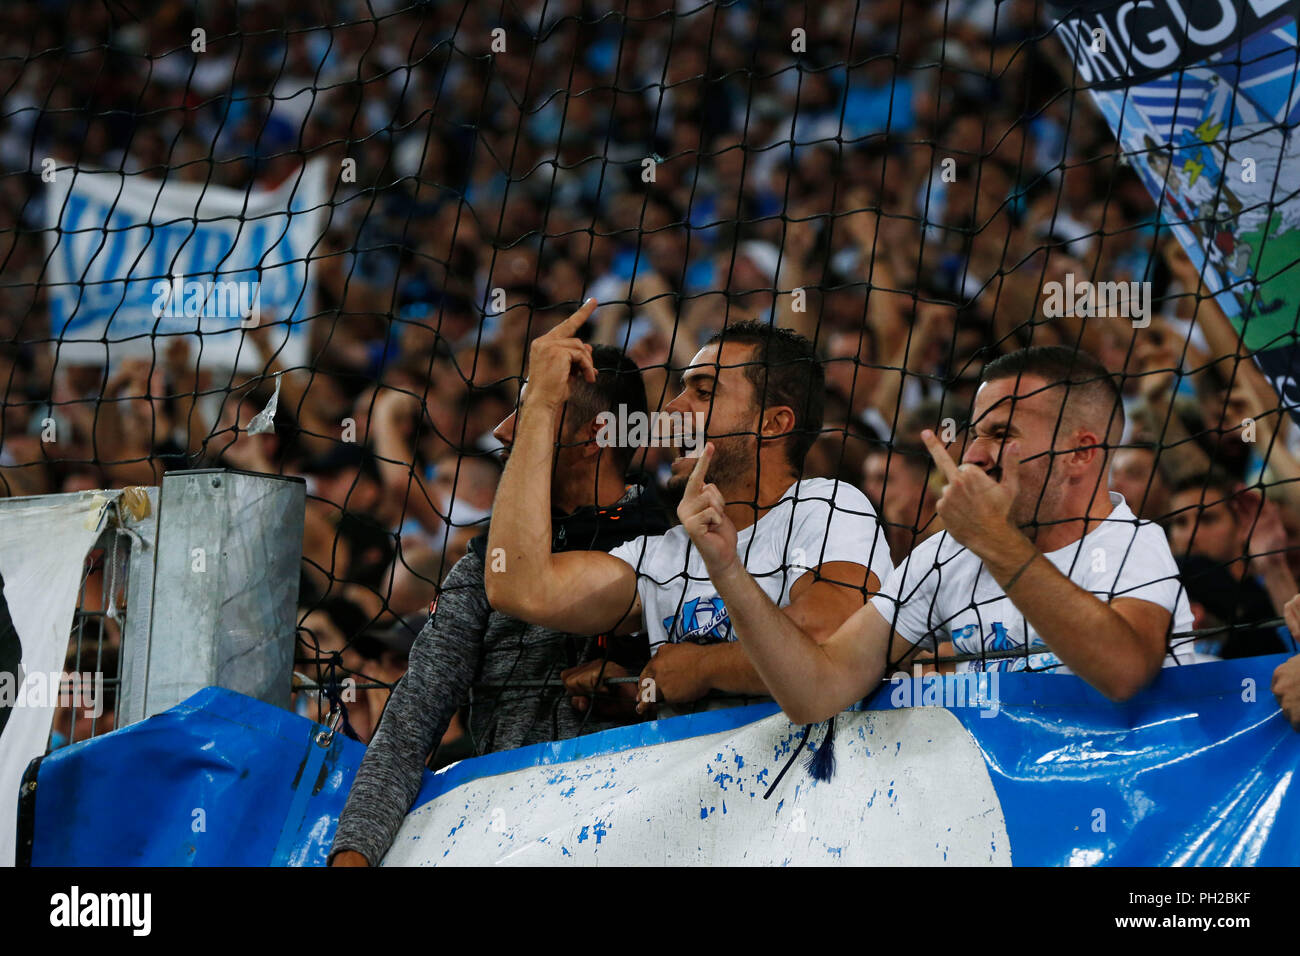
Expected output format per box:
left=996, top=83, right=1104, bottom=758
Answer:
left=684, top=442, right=714, bottom=497
left=555, top=297, right=598, bottom=335
left=920, top=428, right=961, bottom=481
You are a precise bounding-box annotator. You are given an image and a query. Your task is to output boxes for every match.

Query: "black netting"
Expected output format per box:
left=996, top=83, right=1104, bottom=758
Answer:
left=3, top=0, right=1297, bottom=761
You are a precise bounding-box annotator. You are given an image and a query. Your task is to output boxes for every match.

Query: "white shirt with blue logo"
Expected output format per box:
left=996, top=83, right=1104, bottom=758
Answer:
left=608, top=477, right=893, bottom=654
left=869, top=493, right=1196, bottom=673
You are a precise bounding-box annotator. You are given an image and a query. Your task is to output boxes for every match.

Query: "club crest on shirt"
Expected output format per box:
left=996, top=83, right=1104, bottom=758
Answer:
left=952, top=621, right=1059, bottom=671
left=663, top=596, right=732, bottom=644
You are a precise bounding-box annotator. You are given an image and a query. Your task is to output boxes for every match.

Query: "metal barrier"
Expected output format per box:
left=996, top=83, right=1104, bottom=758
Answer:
left=119, top=468, right=305, bottom=724
left=0, top=469, right=304, bottom=753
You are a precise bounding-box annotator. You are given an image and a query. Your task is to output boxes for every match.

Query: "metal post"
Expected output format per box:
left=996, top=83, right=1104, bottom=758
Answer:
left=116, top=487, right=160, bottom=727
left=127, top=469, right=305, bottom=721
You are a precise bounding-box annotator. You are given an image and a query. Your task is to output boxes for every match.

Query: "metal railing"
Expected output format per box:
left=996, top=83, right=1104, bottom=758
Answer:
left=0, top=470, right=305, bottom=754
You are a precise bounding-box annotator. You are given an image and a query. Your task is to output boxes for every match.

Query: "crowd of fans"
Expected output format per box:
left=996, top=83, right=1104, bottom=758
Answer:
left=0, top=0, right=1295, bottom=751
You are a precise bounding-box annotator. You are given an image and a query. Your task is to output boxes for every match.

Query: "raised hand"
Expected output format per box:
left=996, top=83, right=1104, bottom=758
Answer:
left=1272, top=597, right=1300, bottom=730
left=523, top=298, right=599, bottom=410
left=921, top=428, right=1021, bottom=557
left=676, top=443, right=738, bottom=576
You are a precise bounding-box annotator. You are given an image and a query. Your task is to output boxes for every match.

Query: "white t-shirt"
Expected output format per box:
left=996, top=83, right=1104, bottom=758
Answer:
left=609, top=478, right=893, bottom=653
left=869, top=493, right=1195, bottom=673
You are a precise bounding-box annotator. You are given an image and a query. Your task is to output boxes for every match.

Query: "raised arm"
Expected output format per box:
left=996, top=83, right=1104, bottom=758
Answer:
left=1166, top=242, right=1300, bottom=514
left=919, top=430, right=1166, bottom=701
left=370, top=386, right=444, bottom=535
left=484, top=299, right=641, bottom=636
left=672, top=444, right=899, bottom=722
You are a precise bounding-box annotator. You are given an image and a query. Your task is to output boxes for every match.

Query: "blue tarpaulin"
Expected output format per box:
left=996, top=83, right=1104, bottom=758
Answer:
left=19, top=655, right=1300, bottom=865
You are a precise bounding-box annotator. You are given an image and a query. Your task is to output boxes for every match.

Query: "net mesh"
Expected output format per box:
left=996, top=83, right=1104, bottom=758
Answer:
left=2, top=0, right=1297, bottom=759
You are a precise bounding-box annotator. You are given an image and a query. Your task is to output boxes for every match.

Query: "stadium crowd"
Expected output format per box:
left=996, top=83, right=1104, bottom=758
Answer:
left=0, top=0, right=1296, bottom=791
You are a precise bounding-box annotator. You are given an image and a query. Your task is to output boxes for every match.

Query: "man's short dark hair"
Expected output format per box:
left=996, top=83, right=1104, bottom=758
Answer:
left=565, top=345, right=648, bottom=475
left=981, top=345, right=1123, bottom=445
left=705, top=320, right=825, bottom=471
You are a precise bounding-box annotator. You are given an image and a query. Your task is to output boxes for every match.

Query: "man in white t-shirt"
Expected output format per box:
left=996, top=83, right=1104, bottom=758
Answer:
left=674, top=345, right=1194, bottom=721
left=608, top=472, right=886, bottom=653
left=485, top=301, right=892, bottom=715
left=885, top=489, right=1193, bottom=674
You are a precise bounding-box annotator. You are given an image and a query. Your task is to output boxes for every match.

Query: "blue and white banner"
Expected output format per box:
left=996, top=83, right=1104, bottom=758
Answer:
left=1049, top=0, right=1300, bottom=422
left=18, top=656, right=1300, bottom=866
left=42, top=160, right=327, bottom=370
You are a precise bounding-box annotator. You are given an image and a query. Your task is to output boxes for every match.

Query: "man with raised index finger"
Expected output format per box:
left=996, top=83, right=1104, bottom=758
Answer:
left=674, top=346, right=1195, bottom=724
left=328, top=334, right=670, bottom=866
left=485, top=300, right=893, bottom=716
